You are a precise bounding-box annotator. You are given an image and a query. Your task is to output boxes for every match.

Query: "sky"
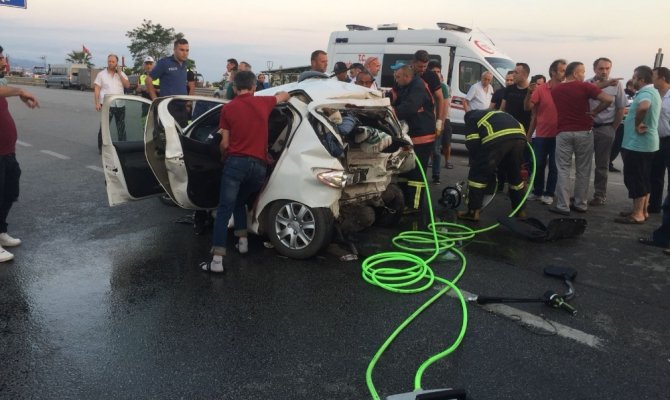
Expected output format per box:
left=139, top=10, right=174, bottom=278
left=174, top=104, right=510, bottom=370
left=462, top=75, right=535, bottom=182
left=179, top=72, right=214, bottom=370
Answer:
left=1, top=0, right=668, bottom=84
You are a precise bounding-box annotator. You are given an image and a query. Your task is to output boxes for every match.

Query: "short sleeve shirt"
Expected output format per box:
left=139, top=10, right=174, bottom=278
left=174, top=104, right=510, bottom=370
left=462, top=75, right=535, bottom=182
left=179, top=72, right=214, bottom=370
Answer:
left=552, top=81, right=602, bottom=132
left=441, top=82, right=450, bottom=99
left=219, top=93, right=277, bottom=162
left=587, top=78, right=627, bottom=124
left=0, top=97, right=17, bottom=155
left=503, top=85, right=531, bottom=131
left=530, top=83, right=558, bottom=138
left=419, top=71, right=441, bottom=94
left=150, top=56, right=187, bottom=96
left=622, top=84, right=662, bottom=152
left=94, top=69, right=128, bottom=103
left=465, top=82, right=493, bottom=111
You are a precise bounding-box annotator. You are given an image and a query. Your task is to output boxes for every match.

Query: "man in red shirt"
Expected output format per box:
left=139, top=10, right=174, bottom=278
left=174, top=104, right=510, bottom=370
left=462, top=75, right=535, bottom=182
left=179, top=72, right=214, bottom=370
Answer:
left=0, top=45, right=40, bottom=262
left=524, top=59, right=566, bottom=206
left=201, top=71, right=289, bottom=273
left=550, top=61, right=613, bottom=215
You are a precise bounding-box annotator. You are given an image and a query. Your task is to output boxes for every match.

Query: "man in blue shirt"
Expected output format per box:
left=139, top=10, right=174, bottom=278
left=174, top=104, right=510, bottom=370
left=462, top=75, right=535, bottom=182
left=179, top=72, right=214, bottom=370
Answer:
left=146, top=38, right=190, bottom=126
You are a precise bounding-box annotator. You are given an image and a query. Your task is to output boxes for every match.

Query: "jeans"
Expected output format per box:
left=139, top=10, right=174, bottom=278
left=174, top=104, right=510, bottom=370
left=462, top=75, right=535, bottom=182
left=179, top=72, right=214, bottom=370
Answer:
left=432, top=137, right=441, bottom=178
left=211, top=156, right=267, bottom=256
left=0, top=154, right=21, bottom=234
left=555, top=131, right=593, bottom=211
left=531, top=137, right=557, bottom=197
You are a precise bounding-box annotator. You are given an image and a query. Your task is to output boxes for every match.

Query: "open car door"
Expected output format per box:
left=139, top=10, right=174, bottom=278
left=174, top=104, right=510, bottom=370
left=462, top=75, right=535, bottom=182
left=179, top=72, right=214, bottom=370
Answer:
left=146, top=96, right=227, bottom=210
left=101, top=95, right=163, bottom=206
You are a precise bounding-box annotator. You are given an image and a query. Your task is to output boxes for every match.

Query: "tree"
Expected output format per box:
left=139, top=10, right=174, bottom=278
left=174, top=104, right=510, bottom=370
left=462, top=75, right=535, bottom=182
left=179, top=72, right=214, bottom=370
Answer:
left=126, top=19, right=184, bottom=70
left=65, top=50, right=93, bottom=67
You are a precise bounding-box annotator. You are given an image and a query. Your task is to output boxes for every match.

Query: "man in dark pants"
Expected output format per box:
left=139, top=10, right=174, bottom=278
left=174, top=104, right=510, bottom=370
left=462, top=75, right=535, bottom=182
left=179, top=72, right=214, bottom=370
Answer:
left=648, top=67, right=670, bottom=213
left=391, top=65, right=436, bottom=212
left=458, top=110, right=527, bottom=222
left=0, top=45, right=40, bottom=262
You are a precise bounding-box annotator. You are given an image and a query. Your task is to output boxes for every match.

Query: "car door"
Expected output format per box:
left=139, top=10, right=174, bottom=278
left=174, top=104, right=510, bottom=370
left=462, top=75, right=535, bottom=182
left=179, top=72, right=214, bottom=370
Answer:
left=101, top=94, right=163, bottom=206
left=152, top=96, right=227, bottom=209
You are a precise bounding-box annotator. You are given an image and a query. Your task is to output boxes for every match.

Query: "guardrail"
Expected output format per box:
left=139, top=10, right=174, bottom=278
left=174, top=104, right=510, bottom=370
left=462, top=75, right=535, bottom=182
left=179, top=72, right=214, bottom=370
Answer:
left=6, top=76, right=217, bottom=97
left=6, top=76, right=45, bottom=87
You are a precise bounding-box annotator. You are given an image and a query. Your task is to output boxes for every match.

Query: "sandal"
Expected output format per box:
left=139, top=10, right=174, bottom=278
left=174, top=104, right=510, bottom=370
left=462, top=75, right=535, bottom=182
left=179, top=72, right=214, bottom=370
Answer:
left=199, top=261, right=224, bottom=273
left=445, top=163, right=454, bottom=169
left=613, top=216, right=645, bottom=225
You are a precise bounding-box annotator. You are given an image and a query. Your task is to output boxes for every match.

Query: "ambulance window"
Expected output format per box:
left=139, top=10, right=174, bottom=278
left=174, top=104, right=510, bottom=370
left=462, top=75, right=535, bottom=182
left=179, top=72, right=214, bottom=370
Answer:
left=380, top=54, right=441, bottom=88
left=459, top=61, right=493, bottom=94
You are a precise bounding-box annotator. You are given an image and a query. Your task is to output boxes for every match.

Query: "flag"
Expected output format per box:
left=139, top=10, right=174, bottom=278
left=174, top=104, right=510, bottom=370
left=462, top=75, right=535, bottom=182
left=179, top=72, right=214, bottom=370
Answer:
left=82, top=45, right=91, bottom=56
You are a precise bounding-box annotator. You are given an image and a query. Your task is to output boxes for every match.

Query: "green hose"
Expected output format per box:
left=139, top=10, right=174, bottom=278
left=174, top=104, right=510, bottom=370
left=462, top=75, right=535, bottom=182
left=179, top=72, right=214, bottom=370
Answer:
left=362, top=142, right=537, bottom=399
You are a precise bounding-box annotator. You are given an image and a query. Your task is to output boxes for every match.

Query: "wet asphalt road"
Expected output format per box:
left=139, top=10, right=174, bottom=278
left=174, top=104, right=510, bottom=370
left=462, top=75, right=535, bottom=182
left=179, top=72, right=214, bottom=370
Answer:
left=0, top=86, right=669, bottom=400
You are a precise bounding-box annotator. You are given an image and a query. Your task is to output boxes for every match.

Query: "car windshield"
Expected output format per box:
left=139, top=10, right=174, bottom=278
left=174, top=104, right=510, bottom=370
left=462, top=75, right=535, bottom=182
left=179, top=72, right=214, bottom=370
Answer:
left=485, top=57, right=516, bottom=80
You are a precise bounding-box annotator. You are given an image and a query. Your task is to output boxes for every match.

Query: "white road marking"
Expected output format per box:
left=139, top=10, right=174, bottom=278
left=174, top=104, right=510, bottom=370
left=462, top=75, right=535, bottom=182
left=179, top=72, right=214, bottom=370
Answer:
left=16, top=140, right=32, bottom=147
left=40, top=150, right=70, bottom=160
left=449, top=288, right=605, bottom=349
left=86, top=165, right=104, bottom=173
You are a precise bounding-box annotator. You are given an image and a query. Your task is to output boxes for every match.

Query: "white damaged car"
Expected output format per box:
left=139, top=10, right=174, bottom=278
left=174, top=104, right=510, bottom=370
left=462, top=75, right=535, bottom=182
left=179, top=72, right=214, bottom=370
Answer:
left=101, top=79, right=415, bottom=259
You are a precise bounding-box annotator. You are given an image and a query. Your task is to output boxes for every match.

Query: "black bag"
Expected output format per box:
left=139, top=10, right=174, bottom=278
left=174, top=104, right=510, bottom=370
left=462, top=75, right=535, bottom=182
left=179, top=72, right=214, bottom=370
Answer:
left=497, top=217, right=587, bottom=242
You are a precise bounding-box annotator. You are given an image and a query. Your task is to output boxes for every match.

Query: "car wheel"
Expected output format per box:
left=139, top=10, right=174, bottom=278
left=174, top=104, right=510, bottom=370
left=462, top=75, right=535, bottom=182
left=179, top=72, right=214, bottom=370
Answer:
left=158, top=193, right=178, bottom=207
left=374, top=183, right=405, bottom=228
left=266, top=200, right=333, bottom=259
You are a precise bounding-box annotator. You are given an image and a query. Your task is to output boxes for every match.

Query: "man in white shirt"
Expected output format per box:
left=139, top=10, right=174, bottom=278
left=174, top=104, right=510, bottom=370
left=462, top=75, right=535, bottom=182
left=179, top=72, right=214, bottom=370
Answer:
left=463, top=71, right=494, bottom=111
left=94, top=54, right=129, bottom=153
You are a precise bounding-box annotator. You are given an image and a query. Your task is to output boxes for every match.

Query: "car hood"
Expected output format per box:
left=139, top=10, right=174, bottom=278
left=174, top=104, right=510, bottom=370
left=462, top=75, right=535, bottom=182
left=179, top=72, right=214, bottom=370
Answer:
left=258, top=79, right=384, bottom=101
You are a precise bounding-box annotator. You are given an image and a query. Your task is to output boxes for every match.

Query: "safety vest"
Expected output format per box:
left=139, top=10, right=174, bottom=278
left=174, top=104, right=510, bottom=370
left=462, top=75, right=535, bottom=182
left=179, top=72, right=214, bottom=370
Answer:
left=139, top=74, right=160, bottom=86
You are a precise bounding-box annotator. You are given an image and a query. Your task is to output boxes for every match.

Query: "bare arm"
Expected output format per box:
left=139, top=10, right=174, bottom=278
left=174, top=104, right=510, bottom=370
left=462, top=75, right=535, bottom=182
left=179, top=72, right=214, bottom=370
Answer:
left=187, top=80, right=195, bottom=96
left=593, top=78, right=622, bottom=89
left=118, top=71, right=130, bottom=89
left=462, top=98, right=470, bottom=112
left=499, top=99, right=507, bottom=112
left=94, top=84, right=101, bottom=111
left=524, top=83, right=536, bottom=111
left=634, top=100, right=651, bottom=134
left=145, top=77, right=157, bottom=100
left=219, top=128, right=230, bottom=155
left=275, top=91, right=290, bottom=103
left=0, top=86, right=39, bottom=108
left=444, top=95, right=451, bottom=120
left=433, top=88, right=445, bottom=121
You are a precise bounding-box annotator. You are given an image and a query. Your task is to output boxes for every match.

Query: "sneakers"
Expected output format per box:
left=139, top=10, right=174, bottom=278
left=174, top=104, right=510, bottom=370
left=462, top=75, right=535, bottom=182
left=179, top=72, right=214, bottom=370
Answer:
left=588, top=197, right=606, bottom=206
left=609, top=163, right=620, bottom=173
left=236, top=237, right=249, bottom=254
left=527, top=193, right=540, bottom=201
left=541, top=196, right=553, bottom=205
left=0, top=246, right=14, bottom=262
left=0, top=233, right=21, bottom=247
left=432, top=176, right=441, bottom=185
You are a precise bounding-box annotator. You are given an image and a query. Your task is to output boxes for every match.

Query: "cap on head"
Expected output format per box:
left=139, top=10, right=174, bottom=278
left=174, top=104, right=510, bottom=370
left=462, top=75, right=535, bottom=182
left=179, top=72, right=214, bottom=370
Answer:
left=143, top=56, right=155, bottom=63
left=333, top=61, right=349, bottom=74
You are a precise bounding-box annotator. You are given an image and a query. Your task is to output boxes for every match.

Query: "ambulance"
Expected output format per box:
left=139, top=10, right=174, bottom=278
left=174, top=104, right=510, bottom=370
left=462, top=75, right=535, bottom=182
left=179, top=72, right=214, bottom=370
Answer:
left=326, top=22, right=516, bottom=141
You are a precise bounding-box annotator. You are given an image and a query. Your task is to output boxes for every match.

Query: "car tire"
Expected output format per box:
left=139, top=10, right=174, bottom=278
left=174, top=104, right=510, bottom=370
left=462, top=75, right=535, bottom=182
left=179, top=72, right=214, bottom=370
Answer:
left=158, top=193, right=178, bottom=207
left=374, top=183, right=405, bottom=228
left=266, top=200, right=333, bottom=259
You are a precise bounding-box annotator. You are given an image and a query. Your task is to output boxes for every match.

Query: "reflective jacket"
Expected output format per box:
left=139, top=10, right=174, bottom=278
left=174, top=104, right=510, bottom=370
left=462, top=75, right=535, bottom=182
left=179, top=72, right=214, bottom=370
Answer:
left=464, top=110, right=526, bottom=157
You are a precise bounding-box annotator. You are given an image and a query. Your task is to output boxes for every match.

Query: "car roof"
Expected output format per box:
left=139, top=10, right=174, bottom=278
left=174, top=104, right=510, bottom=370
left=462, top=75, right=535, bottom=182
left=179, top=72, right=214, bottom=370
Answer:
left=257, top=79, right=383, bottom=101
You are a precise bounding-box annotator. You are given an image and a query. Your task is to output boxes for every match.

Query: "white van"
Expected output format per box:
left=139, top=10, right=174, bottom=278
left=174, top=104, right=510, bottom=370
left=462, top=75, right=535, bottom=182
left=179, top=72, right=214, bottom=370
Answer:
left=326, top=22, right=516, bottom=141
left=45, top=63, right=89, bottom=89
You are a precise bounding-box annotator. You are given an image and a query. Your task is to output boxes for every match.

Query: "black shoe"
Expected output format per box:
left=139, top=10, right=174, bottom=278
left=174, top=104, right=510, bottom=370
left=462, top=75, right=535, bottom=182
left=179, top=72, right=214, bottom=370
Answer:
left=432, top=177, right=441, bottom=185
left=609, top=163, right=620, bottom=173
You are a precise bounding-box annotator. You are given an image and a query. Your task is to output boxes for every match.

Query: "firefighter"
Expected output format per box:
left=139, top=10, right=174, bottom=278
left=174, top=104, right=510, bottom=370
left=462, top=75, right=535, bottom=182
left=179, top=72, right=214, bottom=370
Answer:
left=458, top=110, right=527, bottom=221
left=391, top=64, right=437, bottom=212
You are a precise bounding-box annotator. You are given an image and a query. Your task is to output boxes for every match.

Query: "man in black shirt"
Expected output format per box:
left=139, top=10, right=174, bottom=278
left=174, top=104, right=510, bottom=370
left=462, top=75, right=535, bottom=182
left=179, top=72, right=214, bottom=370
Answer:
left=491, top=70, right=515, bottom=110
left=412, top=50, right=445, bottom=131
left=501, top=63, right=531, bottom=132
